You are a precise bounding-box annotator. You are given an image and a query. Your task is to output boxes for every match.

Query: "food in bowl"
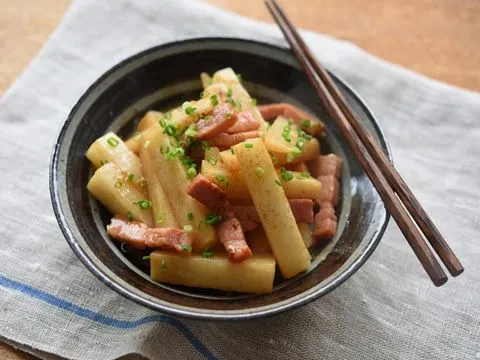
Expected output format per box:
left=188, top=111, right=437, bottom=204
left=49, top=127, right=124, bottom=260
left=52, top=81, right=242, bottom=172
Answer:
left=85, top=67, right=342, bottom=294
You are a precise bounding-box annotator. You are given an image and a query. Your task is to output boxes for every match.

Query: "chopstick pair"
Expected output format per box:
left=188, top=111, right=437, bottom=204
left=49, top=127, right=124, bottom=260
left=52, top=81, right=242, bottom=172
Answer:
left=265, top=0, right=463, bottom=286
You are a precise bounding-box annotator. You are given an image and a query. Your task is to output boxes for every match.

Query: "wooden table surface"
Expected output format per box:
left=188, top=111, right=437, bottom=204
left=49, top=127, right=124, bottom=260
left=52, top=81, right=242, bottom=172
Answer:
left=0, top=0, right=478, bottom=358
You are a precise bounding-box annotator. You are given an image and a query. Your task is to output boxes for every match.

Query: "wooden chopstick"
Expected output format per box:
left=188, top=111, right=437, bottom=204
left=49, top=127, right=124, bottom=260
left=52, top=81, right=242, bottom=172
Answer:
left=271, top=0, right=463, bottom=276
left=267, top=2, right=463, bottom=278
left=265, top=0, right=459, bottom=286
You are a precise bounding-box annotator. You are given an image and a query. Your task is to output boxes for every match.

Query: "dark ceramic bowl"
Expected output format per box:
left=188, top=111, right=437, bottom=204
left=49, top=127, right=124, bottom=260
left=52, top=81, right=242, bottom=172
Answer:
left=50, top=37, right=391, bottom=320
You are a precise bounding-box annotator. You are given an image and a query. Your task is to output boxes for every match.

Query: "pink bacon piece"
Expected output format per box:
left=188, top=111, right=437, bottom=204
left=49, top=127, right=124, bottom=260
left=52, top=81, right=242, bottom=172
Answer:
left=316, top=175, right=340, bottom=205
left=106, top=217, right=193, bottom=253
left=186, top=175, right=252, bottom=261
left=307, top=154, right=343, bottom=178
left=312, top=202, right=338, bottom=242
left=258, top=103, right=325, bottom=135
left=208, top=130, right=260, bottom=147
left=226, top=111, right=259, bottom=134
left=196, top=103, right=238, bottom=139
left=231, top=199, right=314, bottom=231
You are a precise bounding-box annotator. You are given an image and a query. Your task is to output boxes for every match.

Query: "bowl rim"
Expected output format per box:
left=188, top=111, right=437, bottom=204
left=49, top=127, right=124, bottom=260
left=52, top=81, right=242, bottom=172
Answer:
left=50, top=36, right=391, bottom=320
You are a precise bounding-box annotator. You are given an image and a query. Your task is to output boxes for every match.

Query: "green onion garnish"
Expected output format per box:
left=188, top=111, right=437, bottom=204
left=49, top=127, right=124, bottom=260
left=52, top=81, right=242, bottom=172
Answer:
left=244, top=143, right=253, bottom=148
left=114, top=180, right=122, bottom=188
left=185, top=106, right=197, bottom=115
left=208, top=158, right=217, bottom=166
left=202, top=248, right=214, bottom=258
left=255, top=167, right=264, bottom=177
left=156, top=213, right=165, bottom=225
left=133, top=200, right=151, bottom=209
left=181, top=244, right=192, bottom=251
left=107, top=136, right=119, bottom=148
left=274, top=180, right=282, bottom=186
left=187, top=212, right=193, bottom=221
left=205, top=213, right=223, bottom=226
left=280, top=167, right=294, bottom=181
left=127, top=173, right=135, bottom=181
left=210, top=95, right=219, bottom=107
left=127, top=211, right=133, bottom=222
left=187, top=166, right=197, bottom=179
left=251, top=98, right=257, bottom=106
left=301, top=119, right=311, bottom=129
left=183, top=225, right=193, bottom=234
left=300, top=171, right=311, bottom=178
left=142, top=255, right=150, bottom=261
left=161, top=259, right=167, bottom=272
left=227, top=88, right=233, bottom=97
left=100, top=159, right=109, bottom=165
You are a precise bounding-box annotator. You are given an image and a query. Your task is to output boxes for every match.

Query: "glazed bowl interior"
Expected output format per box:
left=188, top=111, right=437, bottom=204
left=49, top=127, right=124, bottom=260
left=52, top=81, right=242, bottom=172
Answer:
left=50, top=37, right=390, bottom=320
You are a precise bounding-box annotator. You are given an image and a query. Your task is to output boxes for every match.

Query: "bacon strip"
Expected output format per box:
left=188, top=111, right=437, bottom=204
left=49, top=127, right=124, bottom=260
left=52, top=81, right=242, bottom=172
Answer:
left=312, top=203, right=337, bottom=242
left=187, top=175, right=252, bottom=261
left=208, top=130, right=260, bottom=147
left=226, top=111, right=259, bottom=134
left=107, top=217, right=193, bottom=253
left=286, top=161, right=309, bottom=172
left=231, top=199, right=314, bottom=231
left=258, top=103, right=325, bottom=135
left=316, top=175, right=340, bottom=205
left=307, top=154, right=343, bottom=178
left=196, top=103, right=237, bottom=139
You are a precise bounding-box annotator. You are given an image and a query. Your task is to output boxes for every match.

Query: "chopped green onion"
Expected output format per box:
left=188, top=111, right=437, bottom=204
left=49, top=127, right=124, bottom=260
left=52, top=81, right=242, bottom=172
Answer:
left=142, top=255, right=150, bottom=261
left=280, top=167, right=294, bottom=181
left=236, top=74, right=243, bottom=82
left=100, top=159, right=109, bottom=165
left=107, top=136, right=119, bottom=148
left=230, top=148, right=235, bottom=155
left=120, top=242, right=129, bottom=253
left=299, top=171, right=312, bottom=179
left=286, top=153, right=295, bottom=163
left=226, top=112, right=233, bottom=119
left=181, top=244, right=192, bottom=251
left=201, top=141, right=210, bottom=151
left=205, top=213, right=223, bottom=226
left=274, top=180, right=282, bottom=186
left=185, top=125, right=197, bottom=138
left=127, top=173, right=135, bottom=181
left=208, top=157, right=217, bottom=166
left=183, top=225, right=193, bottom=234
left=175, top=147, right=185, bottom=156
left=156, top=213, right=165, bottom=225
left=164, top=111, right=172, bottom=120
left=187, top=167, right=197, bottom=179
left=292, top=146, right=302, bottom=157
left=164, top=124, right=177, bottom=136
left=244, top=143, right=253, bottom=148
left=114, top=180, right=122, bottom=188
left=281, top=123, right=292, bottom=142
left=215, top=174, right=228, bottom=188
left=227, top=98, right=235, bottom=107
left=227, top=88, right=233, bottom=97
left=161, top=259, right=167, bottom=272
left=301, top=119, right=311, bottom=129
left=255, top=167, right=264, bottom=177
left=251, top=98, right=257, bottom=106
left=159, top=118, right=166, bottom=127
left=202, top=248, right=214, bottom=258
left=210, top=95, right=219, bottom=107
left=187, top=212, right=193, bottom=221
left=185, top=106, right=197, bottom=115
left=133, top=200, right=151, bottom=209
left=127, top=211, right=133, bottom=222
left=270, top=153, right=278, bottom=164
left=199, top=91, right=205, bottom=98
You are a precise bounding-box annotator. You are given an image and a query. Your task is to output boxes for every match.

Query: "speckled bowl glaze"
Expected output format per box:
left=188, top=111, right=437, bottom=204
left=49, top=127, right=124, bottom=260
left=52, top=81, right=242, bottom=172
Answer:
left=50, top=37, right=391, bottom=320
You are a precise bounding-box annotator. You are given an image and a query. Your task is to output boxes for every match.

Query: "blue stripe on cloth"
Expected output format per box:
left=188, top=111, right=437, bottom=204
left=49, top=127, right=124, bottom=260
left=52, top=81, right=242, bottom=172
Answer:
left=0, top=274, right=216, bottom=360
